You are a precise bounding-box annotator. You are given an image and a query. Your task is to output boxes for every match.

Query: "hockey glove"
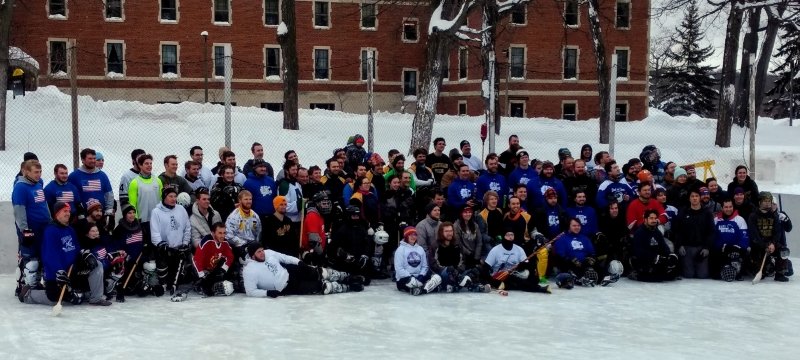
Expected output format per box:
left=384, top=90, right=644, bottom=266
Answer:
left=699, top=249, right=709, bottom=258
left=56, top=270, right=71, bottom=286
left=358, top=255, right=370, bottom=269
left=81, top=249, right=98, bottom=270
left=266, top=290, right=281, bottom=298
left=21, top=229, right=36, bottom=248
left=779, top=211, right=789, bottom=222
left=367, top=228, right=375, bottom=236
left=157, top=242, right=170, bottom=257
left=338, top=248, right=355, bottom=263
left=213, top=255, right=228, bottom=270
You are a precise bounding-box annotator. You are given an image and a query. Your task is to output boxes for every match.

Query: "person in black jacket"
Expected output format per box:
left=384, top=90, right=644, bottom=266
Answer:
left=748, top=192, right=791, bottom=281
left=326, top=206, right=372, bottom=284
left=673, top=188, right=715, bottom=279
left=727, top=165, right=759, bottom=207
left=562, top=159, right=598, bottom=208
left=597, top=202, right=628, bottom=267
left=210, top=165, right=243, bottom=222
left=629, top=210, right=679, bottom=282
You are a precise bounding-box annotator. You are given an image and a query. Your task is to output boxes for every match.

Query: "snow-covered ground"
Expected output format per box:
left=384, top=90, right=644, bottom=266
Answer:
left=3, top=86, right=800, bottom=200
left=1, top=274, right=798, bottom=359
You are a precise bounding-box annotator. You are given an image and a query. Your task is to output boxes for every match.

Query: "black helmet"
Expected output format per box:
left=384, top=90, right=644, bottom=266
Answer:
left=309, top=191, right=333, bottom=215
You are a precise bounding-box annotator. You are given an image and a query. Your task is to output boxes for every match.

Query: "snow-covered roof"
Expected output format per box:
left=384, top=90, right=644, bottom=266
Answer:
left=9, top=46, right=40, bottom=71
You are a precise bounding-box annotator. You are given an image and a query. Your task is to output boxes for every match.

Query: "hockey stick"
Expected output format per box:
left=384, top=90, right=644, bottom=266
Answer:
left=51, top=265, right=74, bottom=317
left=752, top=251, right=769, bottom=285
left=491, top=233, right=563, bottom=281
left=298, top=198, right=307, bottom=258
left=121, top=252, right=143, bottom=290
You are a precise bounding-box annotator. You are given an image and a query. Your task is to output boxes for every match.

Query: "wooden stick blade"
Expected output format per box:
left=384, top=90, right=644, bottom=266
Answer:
left=752, top=272, right=763, bottom=285
left=51, top=304, right=63, bottom=317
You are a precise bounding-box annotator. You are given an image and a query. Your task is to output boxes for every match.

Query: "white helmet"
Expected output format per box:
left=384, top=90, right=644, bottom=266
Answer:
left=374, top=230, right=390, bottom=245
left=177, top=192, right=192, bottom=206
left=608, top=260, right=624, bottom=276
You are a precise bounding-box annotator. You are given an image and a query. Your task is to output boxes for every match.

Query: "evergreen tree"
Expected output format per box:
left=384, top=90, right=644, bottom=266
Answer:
left=765, top=19, right=800, bottom=119
left=656, top=0, right=718, bottom=117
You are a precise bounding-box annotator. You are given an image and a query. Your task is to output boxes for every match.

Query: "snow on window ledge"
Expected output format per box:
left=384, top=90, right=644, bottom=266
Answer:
left=265, top=75, right=281, bottom=82
left=161, top=72, right=179, bottom=80
left=214, top=75, right=225, bottom=80
left=105, top=17, right=124, bottom=22
left=159, top=19, right=178, bottom=25
left=213, top=22, right=232, bottom=27
left=48, top=14, right=68, bottom=20
left=403, top=95, right=417, bottom=102
left=563, top=77, right=578, bottom=81
left=50, top=71, right=68, bottom=79
left=511, top=77, right=525, bottom=81
left=313, top=78, right=330, bottom=81
left=616, top=77, right=629, bottom=82
left=313, top=25, right=331, bottom=30
left=106, top=72, right=124, bottom=79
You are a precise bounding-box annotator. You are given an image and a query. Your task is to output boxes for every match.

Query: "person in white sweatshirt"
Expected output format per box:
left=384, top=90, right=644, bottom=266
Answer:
left=150, top=187, right=192, bottom=295
left=394, top=226, right=442, bottom=295
left=242, top=243, right=363, bottom=298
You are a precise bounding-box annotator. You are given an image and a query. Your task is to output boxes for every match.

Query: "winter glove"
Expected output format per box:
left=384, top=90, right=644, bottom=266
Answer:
left=338, top=248, right=355, bottom=263
left=376, top=223, right=384, bottom=232
left=104, top=215, right=115, bottom=234
left=21, top=229, right=35, bottom=247
left=266, top=290, right=281, bottom=298
left=367, top=228, right=375, bottom=236
left=678, top=246, right=686, bottom=257
left=699, top=249, right=709, bottom=258
left=214, top=255, right=228, bottom=270
left=81, top=249, right=98, bottom=270
left=779, top=211, right=789, bottom=222
left=56, top=270, right=71, bottom=286
left=358, top=255, right=370, bottom=269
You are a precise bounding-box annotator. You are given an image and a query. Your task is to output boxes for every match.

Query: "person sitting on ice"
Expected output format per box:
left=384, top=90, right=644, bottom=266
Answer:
left=553, top=219, right=620, bottom=288
left=713, top=199, right=749, bottom=282
left=748, top=192, right=791, bottom=282
left=327, top=205, right=373, bottom=284
left=629, top=210, right=679, bottom=282
left=242, top=243, right=364, bottom=297
left=482, top=227, right=550, bottom=294
left=19, top=202, right=111, bottom=306
left=193, top=222, right=235, bottom=297
left=394, top=226, right=443, bottom=296
left=429, top=222, right=490, bottom=293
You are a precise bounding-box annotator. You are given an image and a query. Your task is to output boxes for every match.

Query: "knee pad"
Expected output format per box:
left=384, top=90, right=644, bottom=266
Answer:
left=23, top=259, right=41, bottom=287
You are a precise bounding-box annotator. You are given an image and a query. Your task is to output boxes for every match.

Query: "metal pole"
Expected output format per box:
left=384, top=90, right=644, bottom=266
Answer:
left=505, top=60, right=510, bottom=117
left=608, top=53, right=618, bottom=158
left=367, top=51, right=374, bottom=153
left=790, top=56, right=795, bottom=127
left=488, top=52, right=496, bottom=154
left=224, top=46, right=232, bottom=148
left=748, top=54, right=756, bottom=178
left=68, top=39, right=79, bottom=170
left=202, top=31, right=208, bottom=103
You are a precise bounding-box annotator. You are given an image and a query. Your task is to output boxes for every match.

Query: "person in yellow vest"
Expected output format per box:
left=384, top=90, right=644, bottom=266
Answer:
left=128, top=154, right=163, bottom=248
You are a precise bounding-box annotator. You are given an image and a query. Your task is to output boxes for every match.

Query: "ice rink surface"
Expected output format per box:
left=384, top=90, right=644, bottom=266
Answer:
left=0, top=273, right=798, bottom=360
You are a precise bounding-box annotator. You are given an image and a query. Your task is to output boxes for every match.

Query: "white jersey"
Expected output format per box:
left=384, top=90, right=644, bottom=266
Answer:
left=208, top=170, right=246, bottom=189
left=485, top=243, right=527, bottom=273
left=180, top=165, right=215, bottom=189
left=150, top=203, right=191, bottom=249
left=118, top=169, right=139, bottom=205
left=242, top=251, right=301, bottom=297
left=225, top=208, right=262, bottom=248
left=462, top=154, right=484, bottom=172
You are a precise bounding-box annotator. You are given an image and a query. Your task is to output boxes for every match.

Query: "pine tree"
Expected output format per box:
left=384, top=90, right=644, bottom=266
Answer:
left=656, top=0, right=718, bottom=118
left=765, top=19, right=800, bottom=119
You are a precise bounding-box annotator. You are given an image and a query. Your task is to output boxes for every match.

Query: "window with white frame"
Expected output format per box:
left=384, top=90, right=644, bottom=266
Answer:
left=214, top=0, right=230, bottom=23
left=563, top=47, right=578, bottom=80
left=402, top=19, right=418, bottom=42
left=510, top=101, right=525, bottom=118
left=264, top=0, right=279, bottom=26
left=564, top=0, right=579, bottom=27
left=361, top=2, right=376, bottom=29
left=562, top=102, right=577, bottom=121
left=458, top=47, right=468, bottom=80
left=160, top=0, right=177, bottom=21
left=213, top=45, right=228, bottom=77
left=314, top=48, right=330, bottom=80
left=361, top=49, right=377, bottom=81
left=615, top=48, right=629, bottom=79
left=458, top=101, right=467, bottom=116
left=106, top=41, right=124, bottom=75
left=509, top=46, right=525, bottom=78
left=105, top=0, right=123, bottom=20
left=616, top=0, right=631, bottom=29
left=49, top=0, right=67, bottom=18
left=403, top=69, right=417, bottom=97
left=615, top=103, right=628, bottom=121
left=510, top=6, right=525, bottom=25
left=49, top=40, right=68, bottom=75
left=314, top=1, right=330, bottom=28
left=265, top=47, right=281, bottom=78
left=161, top=43, right=178, bottom=75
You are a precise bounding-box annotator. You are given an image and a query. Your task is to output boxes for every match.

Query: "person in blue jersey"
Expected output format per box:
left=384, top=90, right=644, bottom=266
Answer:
left=44, top=164, right=82, bottom=219
left=12, top=160, right=51, bottom=296
left=566, top=191, right=599, bottom=239
left=243, top=159, right=277, bottom=220
left=532, top=188, right=569, bottom=241
left=447, top=163, right=478, bottom=211
left=713, top=199, right=750, bottom=281
left=596, top=160, right=635, bottom=211
left=553, top=219, right=603, bottom=287
left=476, top=153, right=508, bottom=208
left=68, top=148, right=115, bottom=229
left=534, top=161, right=568, bottom=208
left=507, top=149, right=537, bottom=189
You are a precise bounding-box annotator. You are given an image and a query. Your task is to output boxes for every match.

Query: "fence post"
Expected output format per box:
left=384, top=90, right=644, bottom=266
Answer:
left=69, top=39, right=79, bottom=169
left=224, top=46, right=232, bottom=149
left=367, top=51, right=374, bottom=153
left=749, top=54, right=756, bottom=179
left=608, top=53, right=617, bottom=158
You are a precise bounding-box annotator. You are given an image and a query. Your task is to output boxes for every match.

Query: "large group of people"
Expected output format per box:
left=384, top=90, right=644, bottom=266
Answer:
left=11, top=134, right=794, bottom=307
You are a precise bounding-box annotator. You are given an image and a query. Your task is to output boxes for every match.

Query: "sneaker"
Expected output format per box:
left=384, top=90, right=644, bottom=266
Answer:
left=775, top=273, right=789, bottom=282
left=89, top=299, right=112, bottom=306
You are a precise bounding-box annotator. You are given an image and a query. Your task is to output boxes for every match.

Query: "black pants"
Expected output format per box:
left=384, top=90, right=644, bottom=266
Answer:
left=156, top=247, right=193, bottom=287
left=631, top=257, right=679, bottom=282
left=281, top=263, right=323, bottom=295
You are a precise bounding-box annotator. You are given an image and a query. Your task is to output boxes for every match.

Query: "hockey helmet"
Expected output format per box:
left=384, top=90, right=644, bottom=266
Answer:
left=607, top=260, right=624, bottom=276
left=374, top=229, right=390, bottom=245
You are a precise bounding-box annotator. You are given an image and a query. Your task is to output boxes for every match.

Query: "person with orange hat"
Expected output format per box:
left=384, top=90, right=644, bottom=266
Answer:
left=262, top=195, right=296, bottom=256
left=394, top=226, right=442, bottom=295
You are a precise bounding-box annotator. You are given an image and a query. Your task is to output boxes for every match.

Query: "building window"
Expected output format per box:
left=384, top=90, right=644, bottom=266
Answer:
left=161, top=44, right=178, bottom=75
left=214, top=0, right=230, bottom=23
left=565, top=0, right=578, bottom=27
left=615, top=48, right=629, bottom=79
left=441, top=53, right=449, bottom=81
left=361, top=49, right=377, bottom=81
left=106, top=42, right=124, bottom=75
left=509, top=46, right=525, bottom=79
left=458, top=47, right=468, bottom=80
left=510, top=101, right=525, bottom=118
left=403, top=70, right=417, bottom=97
left=510, top=6, right=525, bottom=25
left=105, top=0, right=123, bottom=20
left=314, top=48, right=330, bottom=80
left=264, top=0, right=279, bottom=26
left=265, top=47, right=281, bottom=78
left=213, top=45, right=226, bottom=77
left=616, top=0, right=630, bottom=29
left=615, top=103, right=628, bottom=122
left=160, top=0, right=177, bottom=21
left=48, top=0, right=66, bottom=18
left=49, top=40, right=68, bottom=75
left=563, top=47, right=578, bottom=80
left=361, top=2, right=376, bottom=29
left=458, top=101, right=467, bottom=116
left=310, top=103, right=335, bottom=110
left=261, top=103, right=283, bottom=111
left=403, top=19, right=418, bottom=42
left=314, top=1, right=330, bottom=28
left=563, top=102, right=577, bottom=121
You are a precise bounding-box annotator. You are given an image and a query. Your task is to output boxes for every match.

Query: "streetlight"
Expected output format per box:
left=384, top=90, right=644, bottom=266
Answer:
left=201, top=31, right=209, bottom=103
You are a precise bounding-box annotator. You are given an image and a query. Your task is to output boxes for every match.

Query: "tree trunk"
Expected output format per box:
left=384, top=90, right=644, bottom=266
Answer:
left=587, top=0, right=611, bottom=143
left=0, top=0, right=15, bottom=151
left=278, top=0, right=299, bottom=130
left=716, top=1, right=743, bottom=148
left=754, top=1, right=787, bottom=119
left=409, top=30, right=450, bottom=154
left=735, top=7, right=760, bottom=127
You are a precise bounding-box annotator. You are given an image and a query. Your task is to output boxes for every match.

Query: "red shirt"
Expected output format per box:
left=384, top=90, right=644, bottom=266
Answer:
left=626, top=198, right=667, bottom=232
left=193, top=237, right=234, bottom=274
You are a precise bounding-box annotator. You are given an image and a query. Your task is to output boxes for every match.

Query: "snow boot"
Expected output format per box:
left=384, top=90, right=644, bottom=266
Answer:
left=421, top=274, right=442, bottom=294
left=17, top=284, right=30, bottom=303
left=89, top=298, right=113, bottom=306
left=213, top=281, right=235, bottom=296
left=775, top=272, right=789, bottom=282
left=321, top=267, right=349, bottom=282
left=323, top=281, right=350, bottom=295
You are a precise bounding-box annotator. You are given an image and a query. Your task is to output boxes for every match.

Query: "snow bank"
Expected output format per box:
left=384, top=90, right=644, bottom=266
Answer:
left=2, top=86, right=800, bottom=201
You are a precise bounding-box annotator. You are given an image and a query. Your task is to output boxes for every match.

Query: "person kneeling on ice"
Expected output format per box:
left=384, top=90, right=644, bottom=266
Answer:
left=394, top=226, right=443, bottom=295
left=629, top=210, right=679, bottom=282
left=243, top=243, right=364, bottom=297
left=482, top=228, right=550, bottom=294
left=553, top=219, right=621, bottom=288
left=193, top=222, right=236, bottom=297
left=713, top=199, right=749, bottom=282
left=19, top=202, right=112, bottom=306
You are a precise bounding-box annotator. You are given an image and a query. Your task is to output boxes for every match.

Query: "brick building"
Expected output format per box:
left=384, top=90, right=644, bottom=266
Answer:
left=10, top=0, right=650, bottom=120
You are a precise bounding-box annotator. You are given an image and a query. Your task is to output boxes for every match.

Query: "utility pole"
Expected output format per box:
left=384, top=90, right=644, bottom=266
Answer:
left=224, top=45, right=232, bottom=148
left=366, top=51, right=374, bottom=153
left=749, top=54, right=756, bottom=179
left=488, top=52, right=496, bottom=154
left=201, top=31, right=209, bottom=103
left=790, top=56, right=795, bottom=127
left=608, top=53, right=618, bottom=157
left=68, top=39, right=79, bottom=169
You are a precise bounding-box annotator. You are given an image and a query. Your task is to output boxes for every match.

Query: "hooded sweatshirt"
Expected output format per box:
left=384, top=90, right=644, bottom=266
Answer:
left=243, top=173, right=277, bottom=217
left=68, top=165, right=114, bottom=214
left=44, top=179, right=81, bottom=215
left=13, top=176, right=52, bottom=237
left=393, top=240, right=428, bottom=280
left=225, top=207, right=262, bottom=248
left=447, top=177, right=476, bottom=209
left=555, top=231, right=596, bottom=262
left=41, top=221, right=80, bottom=281
left=113, top=214, right=144, bottom=259
left=243, top=251, right=300, bottom=296
left=190, top=202, right=222, bottom=248
left=150, top=202, right=191, bottom=249
left=714, top=211, right=749, bottom=251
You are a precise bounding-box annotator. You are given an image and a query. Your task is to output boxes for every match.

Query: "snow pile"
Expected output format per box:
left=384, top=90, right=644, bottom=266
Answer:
left=277, top=22, right=288, bottom=36
left=47, top=14, right=67, bottom=20
left=8, top=47, right=40, bottom=70
left=160, top=72, right=178, bottom=80
left=50, top=71, right=68, bottom=79
left=106, top=72, right=124, bottom=79
left=2, top=86, right=800, bottom=201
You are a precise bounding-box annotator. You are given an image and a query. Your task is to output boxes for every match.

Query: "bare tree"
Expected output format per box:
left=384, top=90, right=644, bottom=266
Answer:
left=0, top=0, right=16, bottom=151
left=586, top=0, right=611, bottom=143
left=278, top=0, right=299, bottom=130
left=715, top=0, right=744, bottom=148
